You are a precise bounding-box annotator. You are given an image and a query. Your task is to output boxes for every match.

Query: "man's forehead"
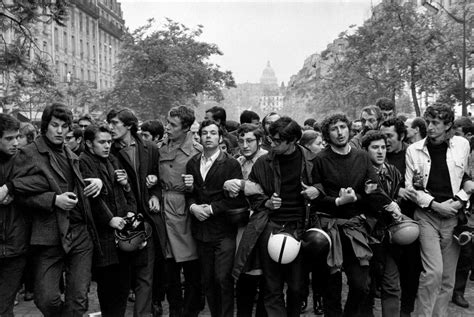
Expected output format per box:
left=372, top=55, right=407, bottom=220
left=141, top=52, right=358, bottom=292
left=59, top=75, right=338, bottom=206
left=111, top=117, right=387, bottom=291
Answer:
left=202, top=124, right=219, bottom=132
left=50, top=116, right=67, bottom=124
left=361, top=111, right=376, bottom=119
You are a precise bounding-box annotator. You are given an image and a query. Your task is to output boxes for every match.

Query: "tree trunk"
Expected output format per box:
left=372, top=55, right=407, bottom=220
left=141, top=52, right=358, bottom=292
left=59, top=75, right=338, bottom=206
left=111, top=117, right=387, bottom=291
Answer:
left=410, top=64, right=420, bottom=116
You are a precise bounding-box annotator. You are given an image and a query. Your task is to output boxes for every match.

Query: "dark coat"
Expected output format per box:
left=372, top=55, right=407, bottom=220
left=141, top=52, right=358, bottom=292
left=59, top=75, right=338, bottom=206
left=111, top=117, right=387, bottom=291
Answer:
left=79, top=150, right=136, bottom=267
left=232, top=145, right=317, bottom=279
left=0, top=153, right=30, bottom=258
left=185, top=150, right=248, bottom=242
left=12, top=136, right=99, bottom=253
left=110, top=135, right=167, bottom=258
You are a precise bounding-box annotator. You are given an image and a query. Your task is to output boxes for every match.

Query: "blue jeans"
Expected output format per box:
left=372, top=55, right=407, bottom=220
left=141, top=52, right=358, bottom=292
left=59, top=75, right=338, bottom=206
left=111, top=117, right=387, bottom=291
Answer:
left=414, top=209, right=460, bottom=317
left=33, top=225, right=93, bottom=317
left=0, top=255, right=27, bottom=317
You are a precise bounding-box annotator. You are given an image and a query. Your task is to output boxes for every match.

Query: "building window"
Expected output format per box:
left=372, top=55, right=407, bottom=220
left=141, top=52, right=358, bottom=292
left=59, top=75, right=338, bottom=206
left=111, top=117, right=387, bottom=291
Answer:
left=64, top=63, right=68, bottom=80
left=87, top=69, right=90, bottom=81
left=80, top=39, right=83, bottom=59
left=71, top=35, right=75, bottom=56
left=81, top=68, right=84, bottom=80
left=86, top=16, right=89, bottom=36
left=71, top=10, right=75, bottom=28
left=79, top=12, right=83, bottom=32
left=93, top=45, right=96, bottom=61
left=63, top=31, right=68, bottom=53
left=54, top=27, right=59, bottom=51
left=86, top=42, right=90, bottom=60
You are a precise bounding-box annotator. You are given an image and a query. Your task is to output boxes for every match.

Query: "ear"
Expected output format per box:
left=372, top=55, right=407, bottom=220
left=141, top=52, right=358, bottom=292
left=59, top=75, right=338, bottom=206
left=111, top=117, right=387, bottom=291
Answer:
left=85, top=140, right=92, bottom=150
left=219, top=135, right=223, bottom=144
left=77, top=136, right=83, bottom=144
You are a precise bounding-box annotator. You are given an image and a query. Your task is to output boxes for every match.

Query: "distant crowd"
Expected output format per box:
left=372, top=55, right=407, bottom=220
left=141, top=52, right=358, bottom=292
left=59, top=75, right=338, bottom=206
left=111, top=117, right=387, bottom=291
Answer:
left=1, top=99, right=474, bottom=317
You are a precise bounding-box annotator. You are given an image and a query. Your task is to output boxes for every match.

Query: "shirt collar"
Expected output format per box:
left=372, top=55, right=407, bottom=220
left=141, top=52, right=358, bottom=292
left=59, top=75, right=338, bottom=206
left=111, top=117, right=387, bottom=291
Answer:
left=202, top=149, right=220, bottom=163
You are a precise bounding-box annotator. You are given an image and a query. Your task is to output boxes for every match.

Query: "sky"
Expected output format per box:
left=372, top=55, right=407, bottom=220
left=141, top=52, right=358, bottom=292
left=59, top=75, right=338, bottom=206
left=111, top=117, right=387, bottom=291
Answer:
left=120, top=0, right=381, bottom=84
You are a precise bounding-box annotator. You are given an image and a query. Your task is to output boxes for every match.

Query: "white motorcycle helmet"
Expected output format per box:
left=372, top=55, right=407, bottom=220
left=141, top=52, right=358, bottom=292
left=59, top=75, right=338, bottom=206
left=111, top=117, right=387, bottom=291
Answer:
left=267, top=232, right=301, bottom=264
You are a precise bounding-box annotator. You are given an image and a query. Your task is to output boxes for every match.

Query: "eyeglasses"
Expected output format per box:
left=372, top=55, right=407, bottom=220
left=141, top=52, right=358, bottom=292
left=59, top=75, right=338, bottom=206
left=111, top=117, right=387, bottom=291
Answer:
left=79, top=124, right=89, bottom=128
left=238, top=138, right=257, bottom=145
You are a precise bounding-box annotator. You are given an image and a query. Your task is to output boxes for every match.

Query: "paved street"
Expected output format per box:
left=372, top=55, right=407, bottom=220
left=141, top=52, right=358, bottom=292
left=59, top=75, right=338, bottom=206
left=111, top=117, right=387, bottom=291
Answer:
left=13, top=276, right=474, bottom=316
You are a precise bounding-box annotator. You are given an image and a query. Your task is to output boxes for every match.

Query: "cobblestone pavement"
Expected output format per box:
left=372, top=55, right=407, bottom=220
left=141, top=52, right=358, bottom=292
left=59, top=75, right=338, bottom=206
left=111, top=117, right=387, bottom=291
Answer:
left=13, top=278, right=474, bottom=316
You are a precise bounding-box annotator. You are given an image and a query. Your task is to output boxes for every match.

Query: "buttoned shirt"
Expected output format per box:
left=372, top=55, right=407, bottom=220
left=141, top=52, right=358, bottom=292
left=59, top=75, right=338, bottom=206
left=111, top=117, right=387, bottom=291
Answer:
left=237, top=148, right=268, bottom=180
left=200, top=150, right=220, bottom=181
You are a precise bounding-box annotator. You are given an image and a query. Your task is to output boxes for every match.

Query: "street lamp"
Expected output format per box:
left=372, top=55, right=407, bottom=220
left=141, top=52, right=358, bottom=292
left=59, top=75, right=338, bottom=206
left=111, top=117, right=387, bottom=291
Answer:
left=422, top=0, right=471, bottom=116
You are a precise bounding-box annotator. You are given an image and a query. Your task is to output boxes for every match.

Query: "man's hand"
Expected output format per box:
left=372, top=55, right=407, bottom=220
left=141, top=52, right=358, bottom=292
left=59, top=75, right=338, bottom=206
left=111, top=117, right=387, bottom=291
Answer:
left=55, top=192, right=78, bottom=210
left=265, top=193, right=282, bottom=210
left=0, top=184, right=9, bottom=202
left=463, top=180, right=474, bottom=194
left=182, top=174, right=194, bottom=189
left=109, top=217, right=126, bottom=230
left=223, top=179, right=242, bottom=195
left=114, top=169, right=128, bottom=186
left=146, top=175, right=158, bottom=188
left=385, top=201, right=403, bottom=222
left=84, top=178, right=103, bottom=198
left=337, top=187, right=357, bottom=206
left=0, top=194, right=14, bottom=205
left=148, top=195, right=160, bottom=213
left=431, top=199, right=462, bottom=218
left=190, top=204, right=210, bottom=221
left=202, top=204, right=213, bottom=216
left=301, top=182, right=320, bottom=200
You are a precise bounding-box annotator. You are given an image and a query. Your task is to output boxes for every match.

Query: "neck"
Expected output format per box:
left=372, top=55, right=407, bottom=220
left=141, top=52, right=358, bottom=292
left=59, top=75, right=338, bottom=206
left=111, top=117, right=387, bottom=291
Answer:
left=429, top=134, right=447, bottom=145
left=281, top=143, right=296, bottom=155
left=330, top=143, right=351, bottom=155
left=243, top=148, right=260, bottom=161
left=204, top=147, right=220, bottom=158
left=120, top=133, right=133, bottom=146
left=373, top=163, right=384, bottom=171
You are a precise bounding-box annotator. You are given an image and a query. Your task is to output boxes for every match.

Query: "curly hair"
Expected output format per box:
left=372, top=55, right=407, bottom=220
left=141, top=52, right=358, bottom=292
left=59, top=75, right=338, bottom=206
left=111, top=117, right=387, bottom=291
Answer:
left=423, top=103, right=454, bottom=125
left=321, top=113, right=350, bottom=143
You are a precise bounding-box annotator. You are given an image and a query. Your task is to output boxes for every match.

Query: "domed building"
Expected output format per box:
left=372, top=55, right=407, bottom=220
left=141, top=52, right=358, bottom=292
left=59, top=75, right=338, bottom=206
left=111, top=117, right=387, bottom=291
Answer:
left=260, top=61, right=278, bottom=87
left=259, top=61, right=284, bottom=113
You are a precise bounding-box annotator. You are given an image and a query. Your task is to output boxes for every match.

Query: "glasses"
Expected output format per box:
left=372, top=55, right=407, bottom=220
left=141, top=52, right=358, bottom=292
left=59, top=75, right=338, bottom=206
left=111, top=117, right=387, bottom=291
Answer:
left=79, top=124, right=89, bottom=128
left=238, top=138, right=257, bottom=145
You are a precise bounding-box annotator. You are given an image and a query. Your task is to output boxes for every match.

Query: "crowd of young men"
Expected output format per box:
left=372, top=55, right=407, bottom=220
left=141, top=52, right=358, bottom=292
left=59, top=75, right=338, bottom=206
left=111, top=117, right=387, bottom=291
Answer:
left=1, top=99, right=474, bottom=317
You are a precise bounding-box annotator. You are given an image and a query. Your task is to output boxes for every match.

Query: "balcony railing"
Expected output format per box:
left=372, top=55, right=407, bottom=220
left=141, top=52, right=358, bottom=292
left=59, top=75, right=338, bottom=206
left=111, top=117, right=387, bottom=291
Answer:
left=99, top=17, right=123, bottom=39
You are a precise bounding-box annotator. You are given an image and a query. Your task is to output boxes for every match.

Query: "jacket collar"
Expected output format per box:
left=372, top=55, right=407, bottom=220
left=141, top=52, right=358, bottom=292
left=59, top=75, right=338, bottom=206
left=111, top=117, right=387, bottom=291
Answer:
left=35, top=135, right=77, bottom=160
left=415, top=135, right=455, bottom=151
left=165, top=131, right=196, bottom=156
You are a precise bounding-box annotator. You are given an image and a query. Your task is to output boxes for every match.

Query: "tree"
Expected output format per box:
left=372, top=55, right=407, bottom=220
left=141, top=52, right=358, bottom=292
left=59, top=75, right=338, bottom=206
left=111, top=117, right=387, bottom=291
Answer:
left=1, top=0, right=68, bottom=110
left=106, top=19, right=236, bottom=118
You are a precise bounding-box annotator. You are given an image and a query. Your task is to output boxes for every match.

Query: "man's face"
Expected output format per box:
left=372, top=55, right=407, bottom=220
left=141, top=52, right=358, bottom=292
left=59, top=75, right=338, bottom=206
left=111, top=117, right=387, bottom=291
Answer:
left=46, top=116, right=69, bottom=145
left=367, top=139, right=386, bottom=167
left=78, top=119, right=91, bottom=130
left=190, top=121, right=200, bottom=143
left=405, top=119, right=416, bottom=140
left=88, top=132, right=112, bottom=158
left=250, top=119, right=260, bottom=125
left=108, top=116, right=130, bottom=141
left=65, top=131, right=81, bottom=150
left=264, top=114, right=281, bottom=134
left=351, top=121, right=362, bottom=135
left=140, top=130, right=154, bottom=142
left=328, top=120, right=350, bottom=148
left=238, top=132, right=259, bottom=158
left=165, top=115, right=186, bottom=142
left=269, top=133, right=293, bottom=155
left=200, top=124, right=221, bottom=151
left=204, top=111, right=214, bottom=121
left=380, top=125, right=403, bottom=153
left=361, top=111, right=379, bottom=131
left=381, top=110, right=395, bottom=121
left=425, top=116, right=451, bottom=142
left=0, top=130, right=19, bottom=156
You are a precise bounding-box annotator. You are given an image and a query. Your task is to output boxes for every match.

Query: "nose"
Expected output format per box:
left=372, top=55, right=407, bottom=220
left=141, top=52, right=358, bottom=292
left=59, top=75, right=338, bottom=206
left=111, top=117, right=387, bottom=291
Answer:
left=108, top=123, right=114, bottom=130
left=57, top=126, right=63, bottom=134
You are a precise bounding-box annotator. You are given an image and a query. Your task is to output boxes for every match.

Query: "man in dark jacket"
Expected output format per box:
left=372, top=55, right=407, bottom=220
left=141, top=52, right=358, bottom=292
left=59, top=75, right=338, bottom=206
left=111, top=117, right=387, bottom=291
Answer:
left=185, top=119, right=248, bottom=317
left=244, top=117, right=320, bottom=317
left=0, top=114, right=23, bottom=316
left=79, top=124, right=137, bottom=317
left=107, top=108, right=164, bottom=317
left=9, top=103, right=102, bottom=316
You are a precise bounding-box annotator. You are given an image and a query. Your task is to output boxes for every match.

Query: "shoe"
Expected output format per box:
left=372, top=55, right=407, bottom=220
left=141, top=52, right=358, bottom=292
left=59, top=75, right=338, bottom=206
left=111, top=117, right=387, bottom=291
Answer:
left=301, top=299, right=307, bottom=313
left=24, top=291, right=34, bottom=301
left=452, top=294, right=469, bottom=308
left=313, top=295, right=324, bottom=315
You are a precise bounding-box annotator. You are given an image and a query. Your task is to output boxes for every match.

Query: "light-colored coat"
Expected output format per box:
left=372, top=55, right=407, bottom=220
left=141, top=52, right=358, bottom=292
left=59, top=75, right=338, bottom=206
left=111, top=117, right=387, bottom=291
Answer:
left=159, top=132, right=202, bottom=262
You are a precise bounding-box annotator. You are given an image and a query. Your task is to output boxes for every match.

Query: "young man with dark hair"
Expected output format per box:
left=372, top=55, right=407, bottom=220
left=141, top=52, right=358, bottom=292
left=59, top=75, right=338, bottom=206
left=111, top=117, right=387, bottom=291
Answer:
left=159, top=106, right=203, bottom=317
left=376, top=97, right=396, bottom=121
left=0, top=114, right=23, bottom=316
left=79, top=124, right=136, bottom=317
left=405, top=117, right=427, bottom=144
left=240, top=110, right=260, bottom=125
left=65, top=124, right=84, bottom=156
left=185, top=119, right=247, bottom=317
left=205, top=106, right=238, bottom=154
left=405, top=104, right=474, bottom=316
left=380, top=118, right=408, bottom=176
left=78, top=114, right=93, bottom=130
left=261, top=112, right=281, bottom=152
left=239, top=116, right=320, bottom=316
left=303, top=118, right=316, bottom=130
left=350, top=105, right=383, bottom=149
left=107, top=108, right=165, bottom=316
left=140, top=120, right=165, bottom=144
left=9, top=103, right=103, bottom=316
left=313, top=113, right=398, bottom=316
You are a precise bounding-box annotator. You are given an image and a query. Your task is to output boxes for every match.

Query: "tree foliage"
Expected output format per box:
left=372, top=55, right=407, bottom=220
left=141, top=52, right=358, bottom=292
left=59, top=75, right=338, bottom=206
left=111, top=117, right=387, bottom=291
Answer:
left=1, top=1, right=69, bottom=109
left=106, top=19, right=236, bottom=118
left=304, top=2, right=471, bottom=117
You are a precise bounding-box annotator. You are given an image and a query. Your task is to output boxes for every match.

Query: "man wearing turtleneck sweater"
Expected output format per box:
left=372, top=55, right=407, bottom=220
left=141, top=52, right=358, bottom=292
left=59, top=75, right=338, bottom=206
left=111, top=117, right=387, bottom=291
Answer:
left=9, top=103, right=102, bottom=316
